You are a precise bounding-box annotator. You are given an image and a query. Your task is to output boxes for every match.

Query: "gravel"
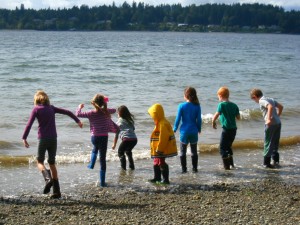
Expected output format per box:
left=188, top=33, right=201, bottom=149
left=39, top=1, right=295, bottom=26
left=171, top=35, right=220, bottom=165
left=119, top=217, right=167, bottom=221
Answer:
left=1, top=177, right=299, bottom=225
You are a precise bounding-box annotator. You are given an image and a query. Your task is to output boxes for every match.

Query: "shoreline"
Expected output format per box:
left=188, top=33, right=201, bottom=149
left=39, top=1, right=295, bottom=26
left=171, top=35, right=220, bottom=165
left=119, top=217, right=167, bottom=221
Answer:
left=1, top=178, right=299, bottom=224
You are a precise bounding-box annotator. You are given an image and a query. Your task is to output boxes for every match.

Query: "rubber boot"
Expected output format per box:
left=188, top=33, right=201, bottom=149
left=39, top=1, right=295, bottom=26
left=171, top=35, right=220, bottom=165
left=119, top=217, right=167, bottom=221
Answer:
left=51, top=179, right=61, bottom=199
left=159, top=164, right=170, bottom=184
left=119, top=155, right=126, bottom=170
left=42, top=169, right=53, bottom=194
left=229, top=155, right=234, bottom=168
left=191, top=155, right=198, bottom=173
left=263, top=156, right=274, bottom=169
left=180, top=156, right=187, bottom=173
left=127, top=152, right=135, bottom=170
left=87, top=151, right=97, bottom=169
left=272, top=152, right=280, bottom=167
left=149, top=165, right=161, bottom=183
left=222, top=157, right=231, bottom=170
left=100, top=170, right=106, bottom=187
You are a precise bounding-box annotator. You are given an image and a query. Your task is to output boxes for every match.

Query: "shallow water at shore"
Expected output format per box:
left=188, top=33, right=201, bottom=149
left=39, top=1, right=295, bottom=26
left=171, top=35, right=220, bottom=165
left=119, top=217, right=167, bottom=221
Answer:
left=1, top=145, right=299, bottom=198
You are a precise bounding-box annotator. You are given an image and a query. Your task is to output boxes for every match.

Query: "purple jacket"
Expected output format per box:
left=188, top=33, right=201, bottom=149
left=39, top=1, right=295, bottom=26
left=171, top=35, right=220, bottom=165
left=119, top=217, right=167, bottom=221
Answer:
left=22, top=105, right=80, bottom=140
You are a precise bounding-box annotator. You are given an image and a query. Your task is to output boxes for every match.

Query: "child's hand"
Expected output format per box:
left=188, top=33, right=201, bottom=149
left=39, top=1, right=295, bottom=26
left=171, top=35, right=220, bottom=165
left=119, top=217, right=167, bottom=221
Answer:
left=112, top=144, right=116, bottom=150
left=78, top=121, right=83, bottom=128
left=212, top=121, right=217, bottom=129
left=265, top=119, right=272, bottom=126
left=78, top=104, right=84, bottom=109
left=23, top=139, right=29, bottom=148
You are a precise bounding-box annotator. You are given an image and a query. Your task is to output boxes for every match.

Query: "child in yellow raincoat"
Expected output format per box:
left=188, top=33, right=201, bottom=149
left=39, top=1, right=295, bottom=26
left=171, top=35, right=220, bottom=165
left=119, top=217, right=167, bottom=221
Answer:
left=148, top=103, right=177, bottom=184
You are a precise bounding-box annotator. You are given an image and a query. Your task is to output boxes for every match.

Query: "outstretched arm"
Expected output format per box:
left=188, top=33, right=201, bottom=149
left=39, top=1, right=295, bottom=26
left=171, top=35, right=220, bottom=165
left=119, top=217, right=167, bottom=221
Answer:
left=212, top=112, right=220, bottom=129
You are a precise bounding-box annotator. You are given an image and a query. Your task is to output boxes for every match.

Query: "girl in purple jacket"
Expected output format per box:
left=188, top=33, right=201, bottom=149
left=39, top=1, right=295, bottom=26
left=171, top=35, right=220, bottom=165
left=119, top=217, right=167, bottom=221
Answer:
left=22, top=90, right=82, bottom=198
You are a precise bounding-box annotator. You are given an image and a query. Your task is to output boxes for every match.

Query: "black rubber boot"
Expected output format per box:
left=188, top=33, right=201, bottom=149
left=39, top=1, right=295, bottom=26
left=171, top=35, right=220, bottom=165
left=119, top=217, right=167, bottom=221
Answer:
left=272, top=153, right=280, bottom=167
left=127, top=152, right=135, bottom=170
left=119, top=155, right=126, bottom=170
left=222, top=157, right=231, bottom=170
left=149, top=165, right=161, bottom=183
left=229, top=155, right=234, bottom=168
left=180, top=156, right=187, bottom=173
left=191, top=155, right=198, bottom=173
left=263, top=157, right=274, bottom=169
left=51, top=179, right=61, bottom=199
left=160, top=164, right=170, bottom=184
left=42, top=169, right=53, bottom=194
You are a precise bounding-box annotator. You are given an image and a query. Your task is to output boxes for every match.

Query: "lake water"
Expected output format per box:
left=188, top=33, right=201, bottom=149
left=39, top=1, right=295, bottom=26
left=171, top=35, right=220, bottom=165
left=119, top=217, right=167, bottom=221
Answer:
left=0, top=31, right=299, bottom=197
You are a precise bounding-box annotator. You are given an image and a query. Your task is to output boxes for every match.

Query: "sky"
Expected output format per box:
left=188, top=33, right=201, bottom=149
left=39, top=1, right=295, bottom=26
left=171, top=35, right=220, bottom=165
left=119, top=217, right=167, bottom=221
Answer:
left=1, top=0, right=300, bottom=11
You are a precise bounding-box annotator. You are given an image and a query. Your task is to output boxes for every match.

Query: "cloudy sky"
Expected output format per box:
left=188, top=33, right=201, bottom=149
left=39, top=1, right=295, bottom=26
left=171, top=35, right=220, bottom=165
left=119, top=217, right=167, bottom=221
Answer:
left=1, top=0, right=300, bottom=11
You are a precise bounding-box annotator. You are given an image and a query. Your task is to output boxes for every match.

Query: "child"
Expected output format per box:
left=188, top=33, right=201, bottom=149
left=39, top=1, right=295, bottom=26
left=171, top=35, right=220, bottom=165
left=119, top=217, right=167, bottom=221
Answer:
left=76, top=94, right=119, bottom=187
left=112, top=105, right=138, bottom=170
left=148, top=103, right=177, bottom=184
left=22, top=90, right=82, bottom=198
left=173, top=87, right=202, bottom=173
left=250, top=89, right=283, bottom=168
left=212, top=87, right=240, bottom=170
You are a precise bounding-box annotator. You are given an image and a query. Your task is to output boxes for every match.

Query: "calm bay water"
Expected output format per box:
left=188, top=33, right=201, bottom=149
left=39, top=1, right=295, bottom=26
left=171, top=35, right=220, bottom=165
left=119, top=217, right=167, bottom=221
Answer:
left=0, top=31, right=299, bottom=197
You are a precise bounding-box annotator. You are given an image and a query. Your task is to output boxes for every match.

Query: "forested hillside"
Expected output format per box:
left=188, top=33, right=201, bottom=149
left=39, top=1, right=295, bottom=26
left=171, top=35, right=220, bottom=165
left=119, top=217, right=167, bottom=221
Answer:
left=1, top=2, right=299, bottom=33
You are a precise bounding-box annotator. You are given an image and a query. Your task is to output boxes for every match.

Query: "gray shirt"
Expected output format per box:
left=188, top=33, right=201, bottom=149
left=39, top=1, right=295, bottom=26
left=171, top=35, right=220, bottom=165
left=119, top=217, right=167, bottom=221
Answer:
left=116, top=118, right=137, bottom=140
left=259, top=96, right=281, bottom=125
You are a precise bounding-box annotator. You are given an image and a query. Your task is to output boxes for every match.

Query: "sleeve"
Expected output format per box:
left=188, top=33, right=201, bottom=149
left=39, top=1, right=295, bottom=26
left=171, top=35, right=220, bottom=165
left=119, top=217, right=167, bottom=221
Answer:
left=75, top=108, right=90, bottom=119
left=173, top=105, right=182, bottom=132
left=156, top=122, right=169, bottom=154
left=108, top=108, right=116, bottom=114
left=197, top=106, right=202, bottom=133
left=22, top=108, right=36, bottom=140
left=54, top=106, right=80, bottom=123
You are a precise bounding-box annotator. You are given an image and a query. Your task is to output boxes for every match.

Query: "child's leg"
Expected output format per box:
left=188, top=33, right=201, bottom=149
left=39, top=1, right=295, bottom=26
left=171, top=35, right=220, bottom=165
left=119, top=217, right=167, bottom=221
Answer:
left=189, top=134, right=199, bottom=172
left=190, top=143, right=198, bottom=172
left=124, top=139, right=137, bottom=170
left=271, top=124, right=281, bottom=165
left=159, top=158, right=169, bottom=184
left=149, top=158, right=162, bottom=183
left=180, top=143, right=187, bottom=173
left=263, top=125, right=275, bottom=168
left=97, top=136, right=108, bottom=187
left=220, top=129, right=232, bottom=170
left=118, top=141, right=127, bottom=170
left=88, top=136, right=98, bottom=169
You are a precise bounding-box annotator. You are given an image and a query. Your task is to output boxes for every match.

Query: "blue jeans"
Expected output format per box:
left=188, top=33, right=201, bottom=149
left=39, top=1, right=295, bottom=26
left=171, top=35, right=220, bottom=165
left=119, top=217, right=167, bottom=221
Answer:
left=91, top=136, right=108, bottom=171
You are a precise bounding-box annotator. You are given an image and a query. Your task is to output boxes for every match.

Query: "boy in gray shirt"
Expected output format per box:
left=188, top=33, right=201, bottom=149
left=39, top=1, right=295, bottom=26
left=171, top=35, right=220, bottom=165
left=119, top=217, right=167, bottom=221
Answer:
left=250, top=89, right=283, bottom=168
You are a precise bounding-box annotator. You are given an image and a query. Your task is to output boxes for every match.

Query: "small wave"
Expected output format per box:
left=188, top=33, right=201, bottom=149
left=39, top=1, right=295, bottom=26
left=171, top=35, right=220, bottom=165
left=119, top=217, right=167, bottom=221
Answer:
left=9, top=77, right=41, bottom=82
left=0, top=155, right=31, bottom=167
left=200, top=135, right=300, bottom=153
left=1, top=136, right=298, bottom=167
left=0, top=141, right=16, bottom=150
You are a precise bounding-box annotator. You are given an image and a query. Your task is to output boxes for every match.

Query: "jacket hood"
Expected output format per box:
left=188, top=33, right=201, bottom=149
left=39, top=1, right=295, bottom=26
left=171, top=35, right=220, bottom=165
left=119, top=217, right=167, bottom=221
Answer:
left=148, top=103, right=165, bottom=122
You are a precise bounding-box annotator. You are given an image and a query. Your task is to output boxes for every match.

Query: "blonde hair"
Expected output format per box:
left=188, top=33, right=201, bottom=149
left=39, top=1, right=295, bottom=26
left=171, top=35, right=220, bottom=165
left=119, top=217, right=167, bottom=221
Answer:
left=34, top=90, right=50, bottom=105
left=217, top=86, right=230, bottom=99
left=91, top=94, right=110, bottom=117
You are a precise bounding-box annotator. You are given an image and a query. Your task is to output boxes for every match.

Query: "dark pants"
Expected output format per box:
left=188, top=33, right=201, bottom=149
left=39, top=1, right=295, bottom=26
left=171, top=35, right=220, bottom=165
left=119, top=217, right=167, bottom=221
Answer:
left=91, top=136, right=108, bottom=171
left=220, top=128, right=237, bottom=158
left=118, top=139, right=137, bottom=160
left=264, top=123, right=281, bottom=158
left=37, top=138, right=57, bottom=165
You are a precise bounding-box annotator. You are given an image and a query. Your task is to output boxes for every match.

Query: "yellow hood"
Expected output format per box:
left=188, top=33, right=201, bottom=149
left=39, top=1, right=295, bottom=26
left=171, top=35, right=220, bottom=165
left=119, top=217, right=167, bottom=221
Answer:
left=148, top=103, right=165, bottom=122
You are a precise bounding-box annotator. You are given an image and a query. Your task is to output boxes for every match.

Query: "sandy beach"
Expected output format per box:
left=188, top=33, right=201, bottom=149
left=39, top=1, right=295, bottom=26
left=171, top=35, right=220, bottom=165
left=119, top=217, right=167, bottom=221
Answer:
left=1, top=176, right=299, bottom=225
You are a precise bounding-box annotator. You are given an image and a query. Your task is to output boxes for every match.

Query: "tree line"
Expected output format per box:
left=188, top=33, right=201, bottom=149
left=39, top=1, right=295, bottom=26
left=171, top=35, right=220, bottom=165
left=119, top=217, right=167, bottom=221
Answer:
left=0, top=2, right=299, bottom=33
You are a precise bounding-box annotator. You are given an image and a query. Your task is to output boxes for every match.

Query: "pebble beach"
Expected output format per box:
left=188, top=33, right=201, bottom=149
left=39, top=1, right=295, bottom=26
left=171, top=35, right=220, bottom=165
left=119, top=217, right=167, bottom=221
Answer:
left=1, top=176, right=299, bottom=225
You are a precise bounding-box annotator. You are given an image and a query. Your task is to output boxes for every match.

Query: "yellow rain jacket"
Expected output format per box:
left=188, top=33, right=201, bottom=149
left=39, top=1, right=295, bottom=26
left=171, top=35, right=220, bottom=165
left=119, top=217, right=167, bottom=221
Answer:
left=148, top=103, right=178, bottom=158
